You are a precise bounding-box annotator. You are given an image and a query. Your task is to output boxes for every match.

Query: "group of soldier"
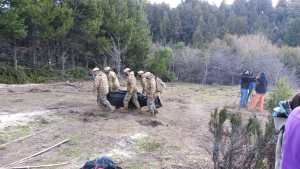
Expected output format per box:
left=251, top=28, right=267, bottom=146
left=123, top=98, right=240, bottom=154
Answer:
left=92, top=66, right=164, bottom=116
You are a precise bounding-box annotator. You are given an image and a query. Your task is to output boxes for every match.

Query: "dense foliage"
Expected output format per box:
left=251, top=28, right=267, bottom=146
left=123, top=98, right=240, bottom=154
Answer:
left=0, top=0, right=150, bottom=82
left=210, top=108, right=276, bottom=169
left=1, top=0, right=300, bottom=84
left=146, top=0, right=300, bottom=47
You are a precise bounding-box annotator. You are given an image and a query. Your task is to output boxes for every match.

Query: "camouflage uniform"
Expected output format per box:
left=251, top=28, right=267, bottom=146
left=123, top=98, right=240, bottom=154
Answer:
left=107, top=70, right=120, bottom=92
left=139, top=73, right=147, bottom=94
left=155, top=77, right=166, bottom=96
left=144, top=72, right=158, bottom=116
left=123, top=71, right=140, bottom=110
left=94, top=71, right=114, bottom=111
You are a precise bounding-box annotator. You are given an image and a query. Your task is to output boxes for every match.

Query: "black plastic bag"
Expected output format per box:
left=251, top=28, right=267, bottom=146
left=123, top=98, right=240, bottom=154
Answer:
left=107, top=90, right=162, bottom=109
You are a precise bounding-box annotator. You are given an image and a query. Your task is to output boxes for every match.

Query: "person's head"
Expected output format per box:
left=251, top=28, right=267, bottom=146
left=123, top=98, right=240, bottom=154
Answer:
left=144, top=72, right=154, bottom=80
left=123, top=67, right=131, bottom=76
left=258, top=72, right=266, bottom=80
left=290, top=93, right=300, bottom=110
left=104, top=66, right=111, bottom=73
left=92, top=67, right=100, bottom=75
left=137, top=70, right=145, bottom=77
left=242, top=70, right=250, bottom=76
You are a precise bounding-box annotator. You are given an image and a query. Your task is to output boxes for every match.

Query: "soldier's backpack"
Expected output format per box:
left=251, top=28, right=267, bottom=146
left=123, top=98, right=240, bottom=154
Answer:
left=155, top=77, right=166, bottom=93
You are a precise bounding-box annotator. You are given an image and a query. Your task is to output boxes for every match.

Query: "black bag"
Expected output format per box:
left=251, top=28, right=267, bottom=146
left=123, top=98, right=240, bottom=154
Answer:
left=107, top=90, right=162, bottom=109
left=81, top=156, right=122, bottom=169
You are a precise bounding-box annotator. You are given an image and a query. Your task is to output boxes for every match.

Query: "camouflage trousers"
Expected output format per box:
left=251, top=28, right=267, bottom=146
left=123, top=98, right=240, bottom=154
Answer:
left=123, top=91, right=140, bottom=109
left=97, top=95, right=114, bottom=111
left=147, top=94, right=157, bottom=115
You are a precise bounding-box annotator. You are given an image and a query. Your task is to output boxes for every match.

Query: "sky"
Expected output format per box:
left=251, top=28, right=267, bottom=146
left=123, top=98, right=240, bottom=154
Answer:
left=148, top=0, right=280, bottom=8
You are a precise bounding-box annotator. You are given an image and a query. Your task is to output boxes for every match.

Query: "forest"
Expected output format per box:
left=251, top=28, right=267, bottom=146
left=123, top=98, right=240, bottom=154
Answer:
left=0, top=0, right=300, bottom=85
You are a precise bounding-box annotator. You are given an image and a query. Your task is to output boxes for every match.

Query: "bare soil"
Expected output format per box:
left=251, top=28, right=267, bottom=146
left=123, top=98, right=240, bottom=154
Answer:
left=0, top=81, right=259, bottom=169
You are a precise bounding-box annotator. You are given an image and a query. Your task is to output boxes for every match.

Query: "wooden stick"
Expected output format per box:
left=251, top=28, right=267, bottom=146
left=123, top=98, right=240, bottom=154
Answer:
left=4, top=139, right=70, bottom=167
left=0, top=128, right=48, bottom=148
left=8, top=162, right=70, bottom=169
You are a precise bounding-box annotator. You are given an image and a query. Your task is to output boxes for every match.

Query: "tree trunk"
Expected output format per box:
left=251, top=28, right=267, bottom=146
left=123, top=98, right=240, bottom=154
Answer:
left=85, top=56, right=89, bottom=69
left=33, top=46, right=37, bottom=67
left=71, top=52, right=76, bottom=69
left=13, top=41, right=18, bottom=70
left=202, top=62, right=208, bottom=85
left=48, top=42, right=52, bottom=67
left=61, top=51, right=67, bottom=74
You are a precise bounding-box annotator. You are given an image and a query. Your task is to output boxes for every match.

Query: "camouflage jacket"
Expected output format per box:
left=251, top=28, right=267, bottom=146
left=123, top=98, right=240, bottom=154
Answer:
left=145, top=73, right=156, bottom=97
left=94, top=71, right=109, bottom=96
left=108, top=71, right=120, bottom=91
left=126, top=72, right=138, bottom=93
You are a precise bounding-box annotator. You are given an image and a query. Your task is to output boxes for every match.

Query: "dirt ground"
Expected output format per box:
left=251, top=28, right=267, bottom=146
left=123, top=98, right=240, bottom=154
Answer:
left=0, top=81, right=258, bottom=169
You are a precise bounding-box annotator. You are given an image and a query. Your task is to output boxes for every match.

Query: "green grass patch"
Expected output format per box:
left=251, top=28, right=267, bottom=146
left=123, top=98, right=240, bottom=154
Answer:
left=0, top=125, right=31, bottom=144
left=136, top=137, right=161, bottom=152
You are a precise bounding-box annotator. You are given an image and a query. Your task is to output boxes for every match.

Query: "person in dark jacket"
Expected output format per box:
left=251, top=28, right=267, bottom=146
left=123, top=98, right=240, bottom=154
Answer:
left=240, top=70, right=251, bottom=108
left=250, top=72, right=268, bottom=112
left=246, top=71, right=256, bottom=104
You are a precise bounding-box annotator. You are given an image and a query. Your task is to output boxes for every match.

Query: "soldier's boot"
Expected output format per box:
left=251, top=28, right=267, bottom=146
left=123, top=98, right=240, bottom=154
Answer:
left=121, top=106, right=129, bottom=113
left=137, top=107, right=142, bottom=113
left=154, top=109, right=159, bottom=116
left=108, top=105, right=116, bottom=113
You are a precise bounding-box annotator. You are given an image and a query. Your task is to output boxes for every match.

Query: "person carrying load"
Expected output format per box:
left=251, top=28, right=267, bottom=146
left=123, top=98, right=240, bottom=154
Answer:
left=104, top=66, right=120, bottom=92
left=121, top=68, right=141, bottom=113
left=93, top=67, right=115, bottom=112
left=144, top=72, right=159, bottom=116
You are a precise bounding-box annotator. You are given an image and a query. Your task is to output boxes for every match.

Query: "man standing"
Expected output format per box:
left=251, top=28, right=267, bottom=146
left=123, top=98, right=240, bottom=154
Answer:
left=104, top=66, right=120, bottom=92
left=240, top=70, right=250, bottom=108
left=93, top=68, right=115, bottom=112
left=137, top=70, right=146, bottom=94
left=144, top=72, right=158, bottom=116
left=122, top=68, right=141, bottom=112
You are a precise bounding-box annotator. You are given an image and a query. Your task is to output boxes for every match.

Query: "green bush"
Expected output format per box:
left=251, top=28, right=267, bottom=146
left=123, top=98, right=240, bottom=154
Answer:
left=65, top=67, right=88, bottom=80
left=146, top=47, right=174, bottom=81
left=266, top=77, right=294, bottom=111
left=0, top=65, right=27, bottom=84
left=25, top=65, right=62, bottom=83
left=0, top=65, right=89, bottom=84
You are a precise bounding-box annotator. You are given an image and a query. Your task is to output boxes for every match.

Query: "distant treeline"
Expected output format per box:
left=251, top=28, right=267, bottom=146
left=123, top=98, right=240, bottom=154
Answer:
left=0, top=0, right=150, bottom=76
left=146, top=0, right=300, bottom=47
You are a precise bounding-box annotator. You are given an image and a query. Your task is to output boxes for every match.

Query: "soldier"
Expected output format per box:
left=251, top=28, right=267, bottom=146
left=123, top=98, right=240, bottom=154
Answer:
left=93, top=68, right=115, bottom=112
left=137, top=70, right=146, bottom=94
left=122, top=68, right=141, bottom=112
left=144, top=72, right=158, bottom=116
left=104, top=66, right=120, bottom=92
left=91, top=67, right=100, bottom=80
left=155, top=76, right=166, bottom=97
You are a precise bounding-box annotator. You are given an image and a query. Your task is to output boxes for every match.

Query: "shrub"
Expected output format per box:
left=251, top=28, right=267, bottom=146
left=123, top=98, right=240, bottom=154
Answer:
left=146, top=47, right=174, bottom=81
left=25, top=65, right=61, bottom=83
left=266, top=77, right=294, bottom=111
left=65, top=67, right=88, bottom=80
left=0, top=65, right=27, bottom=84
left=210, top=108, right=274, bottom=169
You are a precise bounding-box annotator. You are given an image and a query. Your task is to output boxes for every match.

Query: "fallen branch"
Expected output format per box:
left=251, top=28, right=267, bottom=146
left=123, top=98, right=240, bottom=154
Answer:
left=8, top=162, right=69, bottom=169
left=0, top=128, right=48, bottom=148
left=3, top=139, right=70, bottom=167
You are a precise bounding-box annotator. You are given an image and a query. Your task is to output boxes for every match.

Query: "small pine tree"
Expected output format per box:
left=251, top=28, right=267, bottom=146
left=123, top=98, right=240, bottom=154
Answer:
left=266, top=77, right=294, bottom=111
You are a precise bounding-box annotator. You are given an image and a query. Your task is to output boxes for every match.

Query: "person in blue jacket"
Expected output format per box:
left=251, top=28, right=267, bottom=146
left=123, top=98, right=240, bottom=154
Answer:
left=240, top=70, right=251, bottom=108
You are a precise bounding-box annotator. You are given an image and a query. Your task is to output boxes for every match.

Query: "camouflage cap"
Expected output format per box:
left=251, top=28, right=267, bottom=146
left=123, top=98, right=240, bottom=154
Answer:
left=104, top=66, right=111, bottom=72
left=92, top=67, right=100, bottom=72
left=137, top=70, right=145, bottom=75
left=123, top=67, right=131, bottom=73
